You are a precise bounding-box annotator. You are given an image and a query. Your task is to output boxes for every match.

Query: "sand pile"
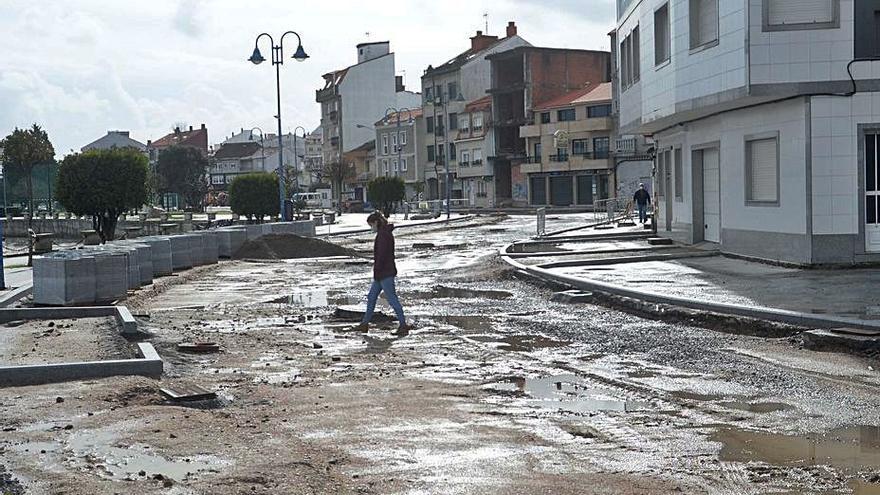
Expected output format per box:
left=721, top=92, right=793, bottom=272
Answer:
left=234, top=234, right=360, bottom=260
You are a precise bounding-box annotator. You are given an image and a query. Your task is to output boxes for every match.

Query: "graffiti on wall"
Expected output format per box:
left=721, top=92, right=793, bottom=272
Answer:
left=616, top=160, right=653, bottom=199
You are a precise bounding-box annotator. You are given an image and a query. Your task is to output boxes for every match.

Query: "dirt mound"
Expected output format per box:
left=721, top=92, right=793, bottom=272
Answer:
left=234, top=234, right=360, bottom=260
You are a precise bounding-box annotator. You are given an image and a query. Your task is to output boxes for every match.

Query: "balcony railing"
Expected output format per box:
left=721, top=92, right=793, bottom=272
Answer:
left=573, top=151, right=611, bottom=160
left=549, top=153, right=569, bottom=162
left=472, top=159, right=483, bottom=165
left=460, top=161, right=470, bottom=167
left=524, top=155, right=541, bottom=163
left=615, top=137, right=637, bottom=154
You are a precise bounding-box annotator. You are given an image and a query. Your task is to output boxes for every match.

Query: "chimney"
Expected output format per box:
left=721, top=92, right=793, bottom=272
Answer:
left=470, top=30, right=499, bottom=52
left=201, top=123, right=206, bottom=130
left=174, top=127, right=180, bottom=134
left=189, top=125, right=193, bottom=131
left=506, top=21, right=517, bottom=38
left=395, top=75, right=404, bottom=92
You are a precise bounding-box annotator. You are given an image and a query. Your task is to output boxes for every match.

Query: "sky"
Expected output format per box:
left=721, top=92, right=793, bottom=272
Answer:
left=0, top=0, right=616, bottom=157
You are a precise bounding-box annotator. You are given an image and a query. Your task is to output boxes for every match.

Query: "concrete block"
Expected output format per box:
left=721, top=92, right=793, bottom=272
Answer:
left=124, top=242, right=153, bottom=285
left=260, top=223, right=274, bottom=236
left=292, top=220, right=316, bottom=237
left=200, top=231, right=219, bottom=264
left=802, top=329, right=880, bottom=353
left=550, top=290, right=594, bottom=304
left=243, top=224, right=262, bottom=241
left=324, top=213, right=336, bottom=224
left=182, top=233, right=205, bottom=266
left=139, top=236, right=173, bottom=276
left=33, top=253, right=97, bottom=306
left=115, top=306, right=138, bottom=334
left=169, top=235, right=193, bottom=271
left=90, top=250, right=129, bottom=302
left=0, top=284, right=33, bottom=308
left=269, top=222, right=296, bottom=235
left=217, top=229, right=247, bottom=258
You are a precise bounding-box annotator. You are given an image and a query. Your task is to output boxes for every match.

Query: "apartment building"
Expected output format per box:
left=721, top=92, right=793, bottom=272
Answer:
left=343, top=139, right=376, bottom=202
left=617, top=0, right=880, bottom=265
left=422, top=22, right=530, bottom=203
left=487, top=46, right=611, bottom=206
left=316, top=42, right=421, bottom=174
left=518, top=83, right=615, bottom=206
left=374, top=108, right=425, bottom=200
left=456, top=96, right=496, bottom=207
left=303, top=127, right=323, bottom=185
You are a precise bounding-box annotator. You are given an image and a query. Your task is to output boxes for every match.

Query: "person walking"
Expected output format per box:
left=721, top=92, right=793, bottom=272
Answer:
left=633, top=183, right=651, bottom=224
left=353, top=211, right=411, bottom=336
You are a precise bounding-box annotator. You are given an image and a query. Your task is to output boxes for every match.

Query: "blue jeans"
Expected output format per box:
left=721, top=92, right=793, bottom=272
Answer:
left=362, top=276, right=406, bottom=326
left=637, top=204, right=648, bottom=223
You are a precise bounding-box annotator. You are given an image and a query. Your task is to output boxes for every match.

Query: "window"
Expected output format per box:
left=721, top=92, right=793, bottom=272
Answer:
left=382, top=159, right=389, bottom=173
left=448, top=82, right=458, bottom=99
left=449, top=143, right=456, bottom=160
left=381, top=134, right=389, bottom=155
left=746, top=136, right=779, bottom=204
left=473, top=114, right=484, bottom=131
left=540, top=112, right=551, bottom=124
left=593, top=137, right=610, bottom=158
left=400, top=130, right=407, bottom=145
left=427, top=145, right=435, bottom=162
left=587, top=104, right=612, bottom=118
left=392, top=159, right=398, bottom=172
left=620, top=25, right=641, bottom=88
left=459, top=115, right=470, bottom=132
left=534, top=142, right=542, bottom=160
left=473, top=149, right=482, bottom=164
left=461, top=150, right=470, bottom=165
left=765, top=0, right=836, bottom=30
left=391, top=133, right=398, bottom=148
left=448, top=112, right=458, bottom=130
left=557, top=108, right=576, bottom=122
left=556, top=147, right=569, bottom=161
left=425, top=87, right=434, bottom=103
left=674, top=148, right=683, bottom=201
left=572, top=139, right=588, bottom=155
left=854, top=0, right=880, bottom=57
left=426, top=116, right=434, bottom=133
left=690, top=0, right=719, bottom=49
left=401, top=158, right=408, bottom=171
left=655, top=3, right=671, bottom=65
left=212, top=175, right=224, bottom=185
left=632, top=25, right=640, bottom=81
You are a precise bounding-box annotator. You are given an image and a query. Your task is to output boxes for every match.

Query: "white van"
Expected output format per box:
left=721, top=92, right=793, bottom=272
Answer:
left=293, top=191, right=333, bottom=209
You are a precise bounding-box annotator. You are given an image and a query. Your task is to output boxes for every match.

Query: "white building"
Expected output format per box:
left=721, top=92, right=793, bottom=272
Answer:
left=616, top=0, right=880, bottom=265
left=316, top=42, right=421, bottom=171
left=212, top=129, right=309, bottom=191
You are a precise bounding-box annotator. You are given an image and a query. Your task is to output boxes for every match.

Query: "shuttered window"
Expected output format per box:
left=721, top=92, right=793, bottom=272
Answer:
left=674, top=148, right=683, bottom=200
left=655, top=4, right=671, bottom=66
left=747, top=137, right=779, bottom=204
left=767, top=0, right=833, bottom=26
left=690, top=0, right=719, bottom=49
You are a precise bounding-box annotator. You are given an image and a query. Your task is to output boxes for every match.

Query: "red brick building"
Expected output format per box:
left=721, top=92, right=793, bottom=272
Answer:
left=487, top=47, right=610, bottom=206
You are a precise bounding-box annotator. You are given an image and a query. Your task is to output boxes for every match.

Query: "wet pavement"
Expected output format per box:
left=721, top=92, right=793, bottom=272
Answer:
left=1, top=213, right=880, bottom=494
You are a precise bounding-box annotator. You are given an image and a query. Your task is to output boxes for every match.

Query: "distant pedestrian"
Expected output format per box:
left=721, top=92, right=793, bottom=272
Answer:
left=353, top=211, right=411, bottom=336
left=633, top=183, right=651, bottom=224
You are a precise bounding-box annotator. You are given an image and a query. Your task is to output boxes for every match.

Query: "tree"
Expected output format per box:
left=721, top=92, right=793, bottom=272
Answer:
left=228, top=172, right=279, bottom=223
left=56, top=148, right=149, bottom=242
left=0, top=124, right=55, bottom=223
left=155, top=146, right=208, bottom=211
left=367, top=176, right=405, bottom=218
left=322, top=160, right=355, bottom=213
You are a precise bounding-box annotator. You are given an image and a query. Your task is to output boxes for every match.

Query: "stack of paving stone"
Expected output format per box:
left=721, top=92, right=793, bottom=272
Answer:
left=32, top=220, right=316, bottom=306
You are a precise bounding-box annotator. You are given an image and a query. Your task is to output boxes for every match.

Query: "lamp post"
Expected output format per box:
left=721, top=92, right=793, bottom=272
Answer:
left=292, top=126, right=307, bottom=194
left=248, top=31, right=309, bottom=221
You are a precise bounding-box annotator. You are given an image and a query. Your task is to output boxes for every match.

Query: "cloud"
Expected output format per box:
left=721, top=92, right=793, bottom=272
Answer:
left=174, top=0, right=205, bottom=37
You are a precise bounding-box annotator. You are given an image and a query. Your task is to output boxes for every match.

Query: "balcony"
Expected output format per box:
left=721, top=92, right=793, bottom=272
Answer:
left=316, top=87, right=336, bottom=101
left=524, top=155, right=541, bottom=164
left=459, top=161, right=470, bottom=167
left=549, top=153, right=569, bottom=162
left=615, top=137, right=636, bottom=154
left=472, top=159, right=483, bottom=166
left=330, top=136, right=340, bottom=147
left=329, top=110, right=338, bottom=123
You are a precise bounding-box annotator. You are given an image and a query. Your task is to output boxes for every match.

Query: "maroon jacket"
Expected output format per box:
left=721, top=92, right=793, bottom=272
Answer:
left=373, top=224, right=397, bottom=280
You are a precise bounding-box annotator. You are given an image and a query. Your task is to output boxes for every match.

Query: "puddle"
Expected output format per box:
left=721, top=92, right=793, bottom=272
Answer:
left=441, top=315, right=495, bottom=333
left=720, top=401, right=793, bottom=414
left=467, top=334, right=569, bottom=352
left=487, top=374, right=650, bottom=413
left=712, top=425, right=880, bottom=472
left=60, top=425, right=228, bottom=481
left=431, top=286, right=513, bottom=300
left=267, top=289, right=355, bottom=307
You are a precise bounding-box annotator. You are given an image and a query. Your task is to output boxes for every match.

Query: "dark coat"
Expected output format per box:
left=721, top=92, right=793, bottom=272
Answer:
left=373, top=224, right=397, bottom=281
left=633, top=189, right=651, bottom=206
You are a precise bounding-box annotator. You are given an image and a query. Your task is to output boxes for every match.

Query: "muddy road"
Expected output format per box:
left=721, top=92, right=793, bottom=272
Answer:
left=2, top=214, right=880, bottom=494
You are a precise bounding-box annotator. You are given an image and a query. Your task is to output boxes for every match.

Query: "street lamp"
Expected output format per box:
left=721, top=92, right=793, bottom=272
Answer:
left=292, top=126, right=307, bottom=193
left=248, top=127, right=266, bottom=171
left=248, top=30, right=309, bottom=221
